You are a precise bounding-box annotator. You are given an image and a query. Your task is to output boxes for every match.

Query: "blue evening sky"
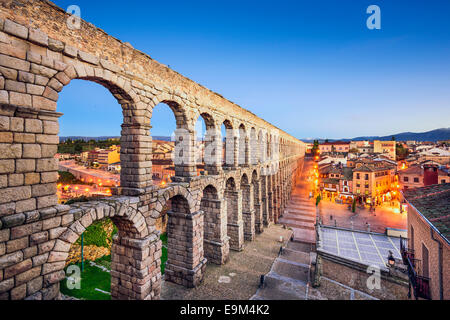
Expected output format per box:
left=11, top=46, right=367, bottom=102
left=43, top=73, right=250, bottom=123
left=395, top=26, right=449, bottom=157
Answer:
left=54, top=0, right=450, bottom=140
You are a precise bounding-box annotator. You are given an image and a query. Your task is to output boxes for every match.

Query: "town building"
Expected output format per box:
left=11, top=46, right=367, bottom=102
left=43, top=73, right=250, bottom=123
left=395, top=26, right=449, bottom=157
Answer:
left=402, top=184, right=450, bottom=300
left=399, top=164, right=450, bottom=190
left=374, top=140, right=397, bottom=160
left=352, top=162, right=398, bottom=205
left=319, top=141, right=350, bottom=154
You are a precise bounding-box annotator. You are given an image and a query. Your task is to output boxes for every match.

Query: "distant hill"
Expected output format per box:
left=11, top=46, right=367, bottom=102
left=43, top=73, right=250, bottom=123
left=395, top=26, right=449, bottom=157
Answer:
left=302, top=128, right=450, bottom=143
left=349, top=128, right=450, bottom=142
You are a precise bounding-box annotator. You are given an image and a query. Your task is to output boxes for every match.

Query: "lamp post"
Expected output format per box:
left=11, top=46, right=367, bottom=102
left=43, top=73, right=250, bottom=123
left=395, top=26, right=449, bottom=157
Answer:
left=80, top=233, right=84, bottom=272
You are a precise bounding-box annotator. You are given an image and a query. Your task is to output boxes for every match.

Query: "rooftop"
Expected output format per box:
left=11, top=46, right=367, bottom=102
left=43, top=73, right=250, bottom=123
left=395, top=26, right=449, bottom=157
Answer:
left=320, top=141, right=350, bottom=146
left=403, top=183, right=450, bottom=241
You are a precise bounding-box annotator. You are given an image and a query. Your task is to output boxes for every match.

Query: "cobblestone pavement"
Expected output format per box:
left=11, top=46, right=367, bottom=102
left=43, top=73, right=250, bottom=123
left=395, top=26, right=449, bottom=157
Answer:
left=161, top=225, right=292, bottom=300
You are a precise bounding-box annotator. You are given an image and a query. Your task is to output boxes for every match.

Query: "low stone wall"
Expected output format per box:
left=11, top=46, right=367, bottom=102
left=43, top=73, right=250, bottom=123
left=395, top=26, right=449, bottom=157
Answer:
left=315, top=250, right=409, bottom=300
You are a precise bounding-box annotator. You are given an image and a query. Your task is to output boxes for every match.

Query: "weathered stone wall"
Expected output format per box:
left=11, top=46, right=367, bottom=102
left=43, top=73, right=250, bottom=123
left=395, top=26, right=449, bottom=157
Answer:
left=0, top=0, right=306, bottom=300
left=316, top=251, right=409, bottom=300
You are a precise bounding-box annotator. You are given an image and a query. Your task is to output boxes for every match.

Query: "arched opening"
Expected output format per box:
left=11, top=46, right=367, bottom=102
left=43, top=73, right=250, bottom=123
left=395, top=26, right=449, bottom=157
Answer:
left=57, top=79, right=125, bottom=203
left=201, top=185, right=229, bottom=264
left=196, top=112, right=220, bottom=175
left=56, top=78, right=139, bottom=300
left=150, top=102, right=180, bottom=187
left=252, top=170, right=263, bottom=233
left=238, top=124, right=248, bottom=165
left=224, top=177, right=243, bottom=251
left=258, top=130, right=264, bottom=164
left=250, top=127, right=257, bottom=165
left=221, top=120, right=234, bottom=168
left=164, top=194, right=206, bottom=288
left=241, top=173, right=255, bottom=241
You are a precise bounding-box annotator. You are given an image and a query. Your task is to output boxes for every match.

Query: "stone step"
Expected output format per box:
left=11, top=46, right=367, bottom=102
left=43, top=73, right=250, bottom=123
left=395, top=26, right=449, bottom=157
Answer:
left=251, top=274, right=307, bottom=300
left=280, top=221, right=315, bottom=231
left=281, top=214, right=316, bottom=223
left=292, top=229, right=316, bottom=245
left=287, top=241, right=314, bottom=253
left=271, top=260, right=310, bottom=283
left=280, top=248, right=312, bottom=266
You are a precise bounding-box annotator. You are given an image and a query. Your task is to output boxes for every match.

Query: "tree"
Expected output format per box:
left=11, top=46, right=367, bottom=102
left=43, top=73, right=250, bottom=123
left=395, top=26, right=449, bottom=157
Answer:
left=352, top=198, right=356, bottom=213
left=316, top=195, right=321, bottom=207
left=396, top=143, right=409, bottom=161
left=311, top=140, right=320, bottom=155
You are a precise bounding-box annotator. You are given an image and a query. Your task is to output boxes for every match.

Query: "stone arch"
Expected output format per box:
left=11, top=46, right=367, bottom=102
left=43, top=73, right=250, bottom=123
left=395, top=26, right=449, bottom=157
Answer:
left=50, top=63, right=153, bottom=191
left=52, top=200, right=153, bottom=300
left=149, top=92, right=189, bottom=130
left=238, top=124, right=249, bottom=166
left=201, top=184, right=229, bottom=265
left=163, top=193, right=207, bottom=287
left=153, top=185, right=196, bottom=216
left=196, top=112, right=222, bottom=174
left=241, top=173, right=255, bottom=241
left=224, top=177, right=243, bottom=251
left=250, top=127, right=258, bottom=165
left=222, top=119, right=235, bottom=167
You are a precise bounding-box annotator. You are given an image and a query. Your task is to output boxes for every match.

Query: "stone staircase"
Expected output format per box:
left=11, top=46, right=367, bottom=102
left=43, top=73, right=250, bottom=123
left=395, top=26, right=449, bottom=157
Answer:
left=251, top=241, right=313, bottom=300
left=279, top=166, right=317, bottom=246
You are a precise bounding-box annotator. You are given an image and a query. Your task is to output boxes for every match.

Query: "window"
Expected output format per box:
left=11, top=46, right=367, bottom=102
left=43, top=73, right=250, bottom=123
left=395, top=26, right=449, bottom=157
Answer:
left=414, top=178, right=419, bottom=183
left=365, top=174, right=369, bottom=180
left=404, top=177, right=409, bottom=182
left=410, top=226, right=414, bottom=251
left=442, top=180, right=446, bottom=184
left=356, top=173, right=360, bottom=180
left=422, top=244, right=429, bottom=278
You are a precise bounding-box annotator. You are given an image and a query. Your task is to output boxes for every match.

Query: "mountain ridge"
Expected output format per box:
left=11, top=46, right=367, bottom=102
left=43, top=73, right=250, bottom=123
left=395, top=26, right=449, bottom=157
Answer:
left=302, top=128, right=450, bottom=143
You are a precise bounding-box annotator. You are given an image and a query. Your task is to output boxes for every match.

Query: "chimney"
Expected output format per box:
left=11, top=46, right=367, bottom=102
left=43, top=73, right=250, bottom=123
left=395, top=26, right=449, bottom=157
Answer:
left=423, top=164, right=438, bottom=186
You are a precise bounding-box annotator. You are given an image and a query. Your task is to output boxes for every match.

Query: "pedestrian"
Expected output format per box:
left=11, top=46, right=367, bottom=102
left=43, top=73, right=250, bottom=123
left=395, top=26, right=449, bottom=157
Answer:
left=330, top=215, right=333, bottom=221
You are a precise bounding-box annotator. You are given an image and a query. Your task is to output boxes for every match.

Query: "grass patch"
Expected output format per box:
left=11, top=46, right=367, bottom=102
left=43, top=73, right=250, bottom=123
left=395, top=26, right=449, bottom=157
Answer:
left=61, top=234, right=169, bottom=300
left=75, top=219, right=118, bottom=248
left=60, top=256, right=111, bottom=300
left=161, top=233, right=168, bottom=274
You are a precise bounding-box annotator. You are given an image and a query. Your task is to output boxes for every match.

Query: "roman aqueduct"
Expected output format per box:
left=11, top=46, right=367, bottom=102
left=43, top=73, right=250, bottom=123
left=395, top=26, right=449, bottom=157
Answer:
left=0, top=0, right=306, bottom=300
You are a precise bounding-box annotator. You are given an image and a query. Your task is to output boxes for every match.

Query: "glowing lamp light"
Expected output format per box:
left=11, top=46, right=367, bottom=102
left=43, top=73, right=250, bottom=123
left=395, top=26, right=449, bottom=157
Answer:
left=75, top=187, right=79, bottom=191
left=85, top=188, right=90, bottom=192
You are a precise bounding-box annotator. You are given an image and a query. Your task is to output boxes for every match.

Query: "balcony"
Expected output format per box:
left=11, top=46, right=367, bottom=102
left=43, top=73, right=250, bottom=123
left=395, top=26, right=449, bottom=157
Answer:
left=400, top=237, right=431, bottom=300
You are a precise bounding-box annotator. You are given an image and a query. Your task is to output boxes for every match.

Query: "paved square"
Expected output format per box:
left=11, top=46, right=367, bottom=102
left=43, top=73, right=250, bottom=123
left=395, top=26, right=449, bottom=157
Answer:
left=318, top=226, right=402, bottom=270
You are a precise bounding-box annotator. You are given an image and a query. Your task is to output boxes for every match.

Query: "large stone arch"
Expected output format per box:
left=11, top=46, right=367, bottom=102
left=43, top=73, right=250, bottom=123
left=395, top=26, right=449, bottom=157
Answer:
left=200, top=184, right=229, bottom=265
left=0, top=4, right=306, bottom=301
left=49, top=199, right=154, bottom=300
left=49, top=65, right=153, bottom=191
left=238, top=124, right=249, bottom=166
left=224, top=177, right=243, bottom=251
left=252, top=170, right=263, bottom=233
left=240, top=173, right=255, bottom=241
left=158, top=192, right=206, bottom=288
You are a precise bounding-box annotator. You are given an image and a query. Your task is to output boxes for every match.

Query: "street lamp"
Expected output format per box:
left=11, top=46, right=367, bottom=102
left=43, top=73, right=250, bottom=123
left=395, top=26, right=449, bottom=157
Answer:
left=387, top=251, right=396, bottom=267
